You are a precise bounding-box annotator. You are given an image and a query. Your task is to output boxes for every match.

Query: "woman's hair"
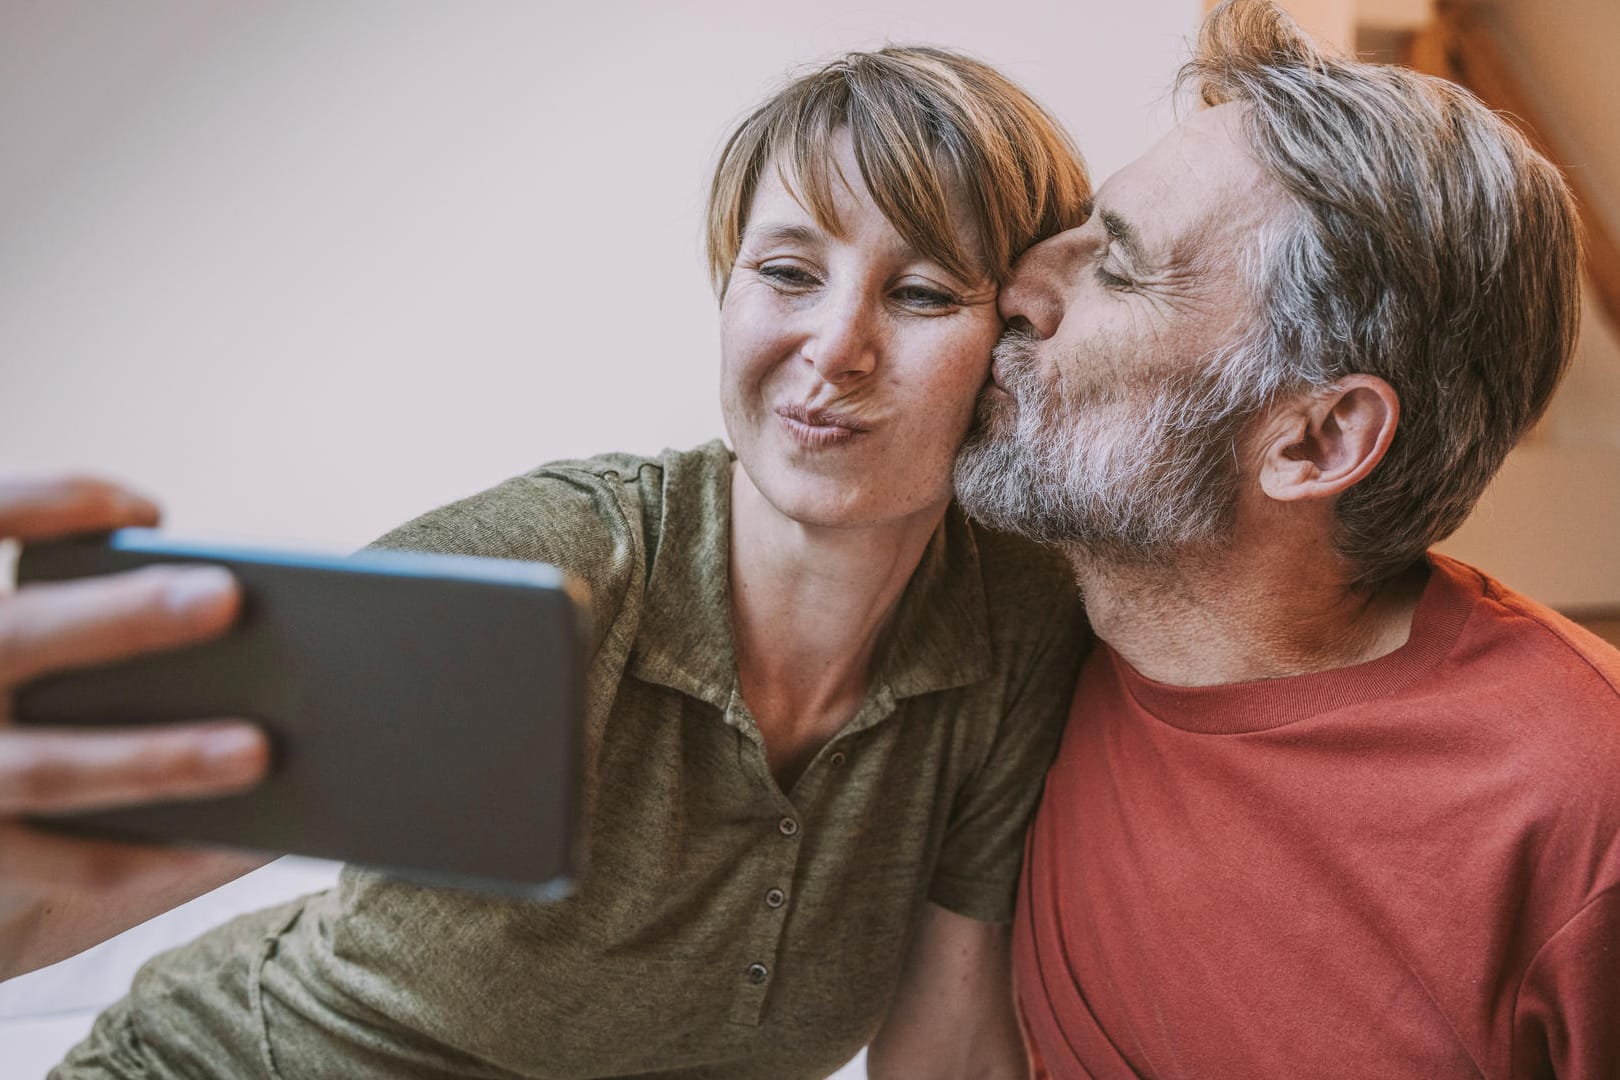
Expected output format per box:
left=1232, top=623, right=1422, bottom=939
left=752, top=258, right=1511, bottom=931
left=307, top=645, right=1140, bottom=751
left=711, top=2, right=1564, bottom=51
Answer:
left=705, top=46, right=1091, bottom=296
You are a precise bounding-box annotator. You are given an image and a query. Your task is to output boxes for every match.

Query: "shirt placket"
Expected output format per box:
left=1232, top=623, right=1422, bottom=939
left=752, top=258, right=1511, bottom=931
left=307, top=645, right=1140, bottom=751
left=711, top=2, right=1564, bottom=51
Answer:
left=719, top=686, right=900, bottom=1027
left=722, top=689, right=809, bottom=1026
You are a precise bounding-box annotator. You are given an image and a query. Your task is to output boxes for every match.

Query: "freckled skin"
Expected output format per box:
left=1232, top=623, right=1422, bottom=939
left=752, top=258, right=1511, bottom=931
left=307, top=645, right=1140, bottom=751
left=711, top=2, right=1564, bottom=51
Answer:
left=720, top=132, right=1003, bottom=532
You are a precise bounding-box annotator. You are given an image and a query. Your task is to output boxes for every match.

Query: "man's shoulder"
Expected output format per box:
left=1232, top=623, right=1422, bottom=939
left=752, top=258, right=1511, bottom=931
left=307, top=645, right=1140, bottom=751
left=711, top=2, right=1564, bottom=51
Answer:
left=1436, top=554, right=1620, bottom=706
left=1429, top=556, right=1620, bottom=817
left=1430, top=557, right=1620, bottom=913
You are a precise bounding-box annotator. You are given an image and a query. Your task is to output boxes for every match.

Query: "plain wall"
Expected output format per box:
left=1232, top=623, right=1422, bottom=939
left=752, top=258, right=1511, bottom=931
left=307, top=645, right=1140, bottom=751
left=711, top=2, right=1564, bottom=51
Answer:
left=1429, top=0, right=1620, bottom=608
left=1, top=0, right=1200, bottom=551
left=1479, top=0, right=1620, bottom=243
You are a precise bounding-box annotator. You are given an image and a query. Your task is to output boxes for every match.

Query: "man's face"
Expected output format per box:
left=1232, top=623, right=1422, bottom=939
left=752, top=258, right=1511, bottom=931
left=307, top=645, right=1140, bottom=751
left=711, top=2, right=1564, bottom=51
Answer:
left=954, top=103, right=1286, bottom=560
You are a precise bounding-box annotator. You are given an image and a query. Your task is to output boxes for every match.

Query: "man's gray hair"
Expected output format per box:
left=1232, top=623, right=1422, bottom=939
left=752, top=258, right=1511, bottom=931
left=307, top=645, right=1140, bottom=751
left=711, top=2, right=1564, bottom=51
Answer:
left=1189, top=0, right=1581, bottom=587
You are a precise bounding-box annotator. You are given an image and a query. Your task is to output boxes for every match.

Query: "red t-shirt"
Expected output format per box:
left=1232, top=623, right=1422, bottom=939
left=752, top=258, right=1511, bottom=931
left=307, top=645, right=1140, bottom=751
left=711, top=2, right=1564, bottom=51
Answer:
left=1015, top=554, right=1620, bottom=1078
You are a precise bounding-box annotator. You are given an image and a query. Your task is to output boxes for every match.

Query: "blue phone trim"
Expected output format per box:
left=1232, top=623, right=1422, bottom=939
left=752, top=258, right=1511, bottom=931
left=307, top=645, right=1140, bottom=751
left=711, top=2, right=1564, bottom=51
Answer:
left=106, top=528, right=568, bottom=591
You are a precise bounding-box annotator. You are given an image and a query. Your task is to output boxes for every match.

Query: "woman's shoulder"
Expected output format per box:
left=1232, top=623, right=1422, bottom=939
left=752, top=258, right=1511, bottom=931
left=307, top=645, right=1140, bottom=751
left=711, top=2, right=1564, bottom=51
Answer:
left=958, top=514, right=1092, bottom=672
left=368, top=441, right=733, bottom=644
left=370, top=442, right=730, bottom=559
left=527, top=440, right=729, bottom=489
left=964, top=517, right=1081, bottom=613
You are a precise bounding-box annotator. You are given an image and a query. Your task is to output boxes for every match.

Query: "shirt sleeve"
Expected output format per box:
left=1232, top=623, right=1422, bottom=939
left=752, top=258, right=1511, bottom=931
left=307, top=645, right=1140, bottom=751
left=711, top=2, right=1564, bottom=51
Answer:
left=928, top=588, right=1089, bottom=924
left=367, top=464, right=640, bottom=659
left=1514, top=881, right=1620, bottom=1079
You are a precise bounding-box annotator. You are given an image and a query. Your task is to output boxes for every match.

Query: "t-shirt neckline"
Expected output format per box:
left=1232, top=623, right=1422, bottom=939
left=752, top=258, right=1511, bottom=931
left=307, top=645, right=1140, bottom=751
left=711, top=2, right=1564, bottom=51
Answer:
left=1109, top=554, right=1482, bottom=734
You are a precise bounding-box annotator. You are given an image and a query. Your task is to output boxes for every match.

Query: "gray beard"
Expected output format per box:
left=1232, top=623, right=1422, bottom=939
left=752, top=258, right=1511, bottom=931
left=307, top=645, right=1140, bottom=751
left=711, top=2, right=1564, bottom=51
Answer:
left=953, top=328, right=1259, bottom=565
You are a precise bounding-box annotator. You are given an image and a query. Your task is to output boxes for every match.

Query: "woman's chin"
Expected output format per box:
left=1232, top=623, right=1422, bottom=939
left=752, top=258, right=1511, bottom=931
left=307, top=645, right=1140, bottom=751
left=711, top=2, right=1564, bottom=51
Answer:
left=742, top=469, right=949, bottom=534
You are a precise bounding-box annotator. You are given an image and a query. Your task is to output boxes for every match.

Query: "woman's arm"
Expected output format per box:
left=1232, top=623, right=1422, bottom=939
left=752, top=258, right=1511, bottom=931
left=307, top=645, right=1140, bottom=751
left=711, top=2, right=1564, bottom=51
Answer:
left=866, top=902, right=1029, bottom=1080
left=0, top=840, right=269, bottom=979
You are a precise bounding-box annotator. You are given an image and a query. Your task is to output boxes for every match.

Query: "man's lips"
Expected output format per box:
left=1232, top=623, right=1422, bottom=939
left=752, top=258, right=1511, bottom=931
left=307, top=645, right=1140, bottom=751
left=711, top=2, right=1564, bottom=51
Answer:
left=988, top=358, right=1018, bottom=396
left=989, top=358, right=1009, bottom=392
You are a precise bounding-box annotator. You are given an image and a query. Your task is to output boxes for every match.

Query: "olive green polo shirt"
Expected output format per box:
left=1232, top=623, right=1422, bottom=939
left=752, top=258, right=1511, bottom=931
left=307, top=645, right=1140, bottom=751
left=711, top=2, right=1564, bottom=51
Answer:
left=58, top=442, right=1086, bottom=1080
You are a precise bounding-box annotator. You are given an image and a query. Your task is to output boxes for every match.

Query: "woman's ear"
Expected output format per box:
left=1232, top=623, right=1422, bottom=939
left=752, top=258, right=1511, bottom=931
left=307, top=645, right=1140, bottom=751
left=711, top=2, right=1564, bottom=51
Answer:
left=1257, top=375, right=1399, bottom=503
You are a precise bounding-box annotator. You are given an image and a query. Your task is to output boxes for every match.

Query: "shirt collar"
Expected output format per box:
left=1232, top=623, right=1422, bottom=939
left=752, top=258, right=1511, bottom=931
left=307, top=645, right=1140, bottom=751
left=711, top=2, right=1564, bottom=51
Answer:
left=629, top=442, right=992, bottom=710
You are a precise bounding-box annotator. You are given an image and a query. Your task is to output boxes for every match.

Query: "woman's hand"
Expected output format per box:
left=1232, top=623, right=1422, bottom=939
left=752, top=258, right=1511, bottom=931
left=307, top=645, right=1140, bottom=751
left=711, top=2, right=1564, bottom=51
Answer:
left=0, top=476, right=272, bottom=980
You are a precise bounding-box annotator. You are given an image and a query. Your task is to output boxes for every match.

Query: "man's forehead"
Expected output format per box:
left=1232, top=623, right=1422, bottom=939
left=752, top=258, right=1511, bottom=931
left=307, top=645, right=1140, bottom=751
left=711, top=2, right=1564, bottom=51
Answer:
left=1091, top=103, right=1278, bottom=257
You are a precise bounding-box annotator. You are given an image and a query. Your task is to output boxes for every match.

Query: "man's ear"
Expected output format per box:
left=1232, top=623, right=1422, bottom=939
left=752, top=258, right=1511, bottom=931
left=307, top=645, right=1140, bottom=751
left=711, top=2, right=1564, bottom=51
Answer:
left=1257, top=375, right=1399, bottom=503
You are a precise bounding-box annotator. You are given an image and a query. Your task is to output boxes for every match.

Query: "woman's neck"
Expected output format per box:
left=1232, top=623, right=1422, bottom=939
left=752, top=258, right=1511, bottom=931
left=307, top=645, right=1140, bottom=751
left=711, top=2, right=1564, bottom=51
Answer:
left=728, top=465, right=945, bottom=785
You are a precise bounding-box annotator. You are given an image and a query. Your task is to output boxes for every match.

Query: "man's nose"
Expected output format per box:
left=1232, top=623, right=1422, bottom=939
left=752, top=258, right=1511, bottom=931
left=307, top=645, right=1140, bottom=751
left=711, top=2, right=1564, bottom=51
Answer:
left=999, top=230, right=1082, bottom=339
left=803, top=287, right=880, bottom=383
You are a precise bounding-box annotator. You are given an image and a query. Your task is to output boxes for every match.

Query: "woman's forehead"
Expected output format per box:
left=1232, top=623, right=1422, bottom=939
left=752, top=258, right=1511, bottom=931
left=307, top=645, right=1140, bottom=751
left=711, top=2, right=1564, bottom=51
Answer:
left=748, top=135, right=989, bottom=278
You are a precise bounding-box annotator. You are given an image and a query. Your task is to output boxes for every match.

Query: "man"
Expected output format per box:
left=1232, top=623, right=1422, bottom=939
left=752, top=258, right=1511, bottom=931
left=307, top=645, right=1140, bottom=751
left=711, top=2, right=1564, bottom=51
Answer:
left=954, top=1, right=1618, bottom=1075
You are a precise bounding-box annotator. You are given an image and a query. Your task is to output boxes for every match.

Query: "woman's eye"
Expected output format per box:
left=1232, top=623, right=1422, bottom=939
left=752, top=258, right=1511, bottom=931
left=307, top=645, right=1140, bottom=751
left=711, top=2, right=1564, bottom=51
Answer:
left=892, top=285, right=960, bottom=311
left=759, top=264, right=819, bottom=289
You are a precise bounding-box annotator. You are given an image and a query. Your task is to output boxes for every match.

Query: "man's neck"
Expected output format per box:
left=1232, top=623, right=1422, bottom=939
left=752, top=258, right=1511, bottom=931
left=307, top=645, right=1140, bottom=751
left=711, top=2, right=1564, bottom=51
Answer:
left=1070, top=541, right=1429, bottom=688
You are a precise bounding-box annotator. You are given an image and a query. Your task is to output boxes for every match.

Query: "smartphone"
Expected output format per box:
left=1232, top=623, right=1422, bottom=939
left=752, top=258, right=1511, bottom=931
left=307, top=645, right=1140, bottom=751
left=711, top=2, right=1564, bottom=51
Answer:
left=15, top=529, right=586, bottom=900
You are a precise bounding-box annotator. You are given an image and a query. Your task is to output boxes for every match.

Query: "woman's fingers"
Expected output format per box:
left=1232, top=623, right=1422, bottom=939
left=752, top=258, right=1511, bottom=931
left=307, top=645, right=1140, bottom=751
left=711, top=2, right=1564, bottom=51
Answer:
left=0, top=721, right=270, bottom=816
left=0, top=476, right=273, bottom=920
left=0, top=565, right=240, bottom=687
left=0, top=476, right=160, bottom=541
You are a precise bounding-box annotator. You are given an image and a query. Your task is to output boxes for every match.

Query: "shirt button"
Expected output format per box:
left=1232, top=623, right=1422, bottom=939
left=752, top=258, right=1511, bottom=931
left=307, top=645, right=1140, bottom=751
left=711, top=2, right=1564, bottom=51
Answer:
left=829, top=750, right=848, bottom=767
left=747, top=962, right=769, bottom=984
left=778, top=817, right=799, bottom=837
left=765, top=887, right=786, bottom=909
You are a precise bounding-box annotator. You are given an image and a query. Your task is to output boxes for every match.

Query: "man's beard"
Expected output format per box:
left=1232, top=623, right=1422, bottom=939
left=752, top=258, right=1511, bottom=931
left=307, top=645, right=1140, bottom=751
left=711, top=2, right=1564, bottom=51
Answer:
left=953, top=327, right=1264, bottom=565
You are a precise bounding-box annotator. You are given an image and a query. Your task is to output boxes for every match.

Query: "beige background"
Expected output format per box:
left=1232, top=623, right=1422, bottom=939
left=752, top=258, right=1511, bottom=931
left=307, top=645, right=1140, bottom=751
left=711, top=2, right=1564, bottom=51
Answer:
left=1434, top=0, right=1620, bottom=614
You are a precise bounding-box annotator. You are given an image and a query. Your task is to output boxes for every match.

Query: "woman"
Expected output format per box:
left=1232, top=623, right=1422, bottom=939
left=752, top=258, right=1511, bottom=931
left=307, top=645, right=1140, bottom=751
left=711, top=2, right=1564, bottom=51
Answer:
left=56, top=47, right=1090, bottom=1079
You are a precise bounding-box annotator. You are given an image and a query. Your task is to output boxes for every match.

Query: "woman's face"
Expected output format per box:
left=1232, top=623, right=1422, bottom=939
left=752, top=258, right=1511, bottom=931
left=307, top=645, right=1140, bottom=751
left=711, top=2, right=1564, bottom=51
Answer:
left=720, top=132, right=1002, bottom=533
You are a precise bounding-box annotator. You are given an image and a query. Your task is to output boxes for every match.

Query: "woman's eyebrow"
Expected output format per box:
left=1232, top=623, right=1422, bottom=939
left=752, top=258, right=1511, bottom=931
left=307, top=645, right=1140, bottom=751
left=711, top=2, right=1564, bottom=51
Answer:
left=742, top=223, right=822, bottom=248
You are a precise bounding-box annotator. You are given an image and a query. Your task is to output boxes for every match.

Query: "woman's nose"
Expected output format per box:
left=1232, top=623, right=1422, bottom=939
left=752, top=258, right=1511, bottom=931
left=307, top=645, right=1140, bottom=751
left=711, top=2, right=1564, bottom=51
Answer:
left=802, top=289, right=880, bottom=383
left=999, top=230, right=1081, bottom=340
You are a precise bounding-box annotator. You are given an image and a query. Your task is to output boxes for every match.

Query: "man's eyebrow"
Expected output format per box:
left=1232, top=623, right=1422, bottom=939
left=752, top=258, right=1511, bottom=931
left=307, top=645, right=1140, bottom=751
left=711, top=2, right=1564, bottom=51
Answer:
left=1100, top=209, right=1149, bottom=269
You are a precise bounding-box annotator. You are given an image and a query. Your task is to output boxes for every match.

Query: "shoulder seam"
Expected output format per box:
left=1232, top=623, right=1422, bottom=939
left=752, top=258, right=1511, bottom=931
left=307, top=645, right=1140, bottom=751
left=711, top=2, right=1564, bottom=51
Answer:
left=527, top=459, right=664, bottom=485
left=1511, top=877, right=1620, bottom=1034
left=1483, top=585, right=1620, bottom=702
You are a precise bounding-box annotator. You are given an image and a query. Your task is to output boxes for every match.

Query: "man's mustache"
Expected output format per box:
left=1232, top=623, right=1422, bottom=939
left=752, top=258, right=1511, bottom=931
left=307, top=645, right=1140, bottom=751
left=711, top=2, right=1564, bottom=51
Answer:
left=990, top=326, right=1041, bottom=398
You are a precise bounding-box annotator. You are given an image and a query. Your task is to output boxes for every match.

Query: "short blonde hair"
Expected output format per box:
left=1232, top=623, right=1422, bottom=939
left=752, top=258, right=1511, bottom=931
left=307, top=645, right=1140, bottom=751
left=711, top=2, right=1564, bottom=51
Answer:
left=706, top=46, right=1090, bottom=296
